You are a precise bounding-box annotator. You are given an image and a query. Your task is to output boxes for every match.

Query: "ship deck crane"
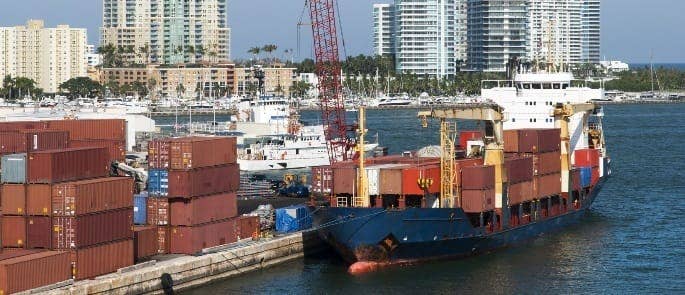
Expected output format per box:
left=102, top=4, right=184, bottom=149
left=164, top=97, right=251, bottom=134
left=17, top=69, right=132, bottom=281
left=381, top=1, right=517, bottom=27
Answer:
left=418, top=105, right=505, bottom=208
left=551, top=103, right=599, bottom=193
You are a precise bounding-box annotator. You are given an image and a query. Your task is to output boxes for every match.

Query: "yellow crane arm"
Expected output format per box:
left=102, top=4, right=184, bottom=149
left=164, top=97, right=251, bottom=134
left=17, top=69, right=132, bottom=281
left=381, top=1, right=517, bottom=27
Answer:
left=552, top=103, right=598, bottom=193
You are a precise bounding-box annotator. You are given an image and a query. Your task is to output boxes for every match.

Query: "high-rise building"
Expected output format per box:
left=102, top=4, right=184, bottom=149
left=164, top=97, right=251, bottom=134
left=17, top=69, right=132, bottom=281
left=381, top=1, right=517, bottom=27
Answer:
left=373, top=4, right=396, bottom=56
left=467, top=0, right=529, bottom=72
left=101, top=0, right=231, bottom=65
left=375, top=0, right=599, bottom=74
left=393, top=0, right=459, bottom=78
left=0, top=20, right=87, bottom=93
left=528, top=0, right=583, bottom=66
left=582, top=0, right=600, bottom=64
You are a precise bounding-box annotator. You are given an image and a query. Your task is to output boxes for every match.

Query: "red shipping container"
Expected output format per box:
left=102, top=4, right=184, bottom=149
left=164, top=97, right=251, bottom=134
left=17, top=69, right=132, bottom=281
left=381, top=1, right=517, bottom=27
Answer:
left=0, top=130, right=68, bottom=154
left=461, top=189, right=495, bottom=213
left=401, top=164, right=441, bottom=195
left=156, top=226, right=170, bottom=254
left=22, top=130, right=70, bottom=152
left=0, top=249, right=42, bottom=260
left=133, top=226, right=158, bottom=261
left=575, top=149, right=600, bottom=167
left=52, top=208, right=133, bottom=249
left=0, top=132, right=25, bottom=154
left=52, top=177, right=134, bottom=216
left=0, top=251, right=71, bottom=294
left=459, top=131, right=482, bottom=148
left=71, top=239, right=134, bottom=280
left=236, top=216, right=260, bottom=240
left=26, top=216, right=52, bottom=249
left=167, top=164, right=239, bottom=198
left=1, top=184, right=26, bottom=215
left=69, top=139, right=126, bottom=162
left=45, top=119, right=126, bottom=141
left=503, top=130, right=520, bottom=153
left=379, top=166, right=405, bottom=195
left=571, top=168, right=581, bottom=191
left=454, top=158, right=484, bottom=186
left=27, top=147, right=110, bottom=184
left=0, top=121, right=43, bottom=132
left=505, top=156, right=534, bottom=184
left=332, top=165, right=356, bottom=195
left=148, top=139, right=171, bottom=169
left=508, top=181, right=534, bottom=205
left=533, top=151, right=562, bottom=175
left=27, top=184, right=52, bottom=216
left=504, top=129, right=561, bottom=153
left=169, top=193, right=238, bottom=226
left=311, top=166, right=333, bottom=195
left=461, top=165, right=495, bottom=190
left=169, top=136, right=237, bottom=170
left=592, top=167, right=600, bottom=185
left=2, top=216, right=26, bottom=248
left=169, top=219, right=237, bottom=255
left=147, top=197, right=170, bottom=225
left=534, top=173, right=561, bottom=198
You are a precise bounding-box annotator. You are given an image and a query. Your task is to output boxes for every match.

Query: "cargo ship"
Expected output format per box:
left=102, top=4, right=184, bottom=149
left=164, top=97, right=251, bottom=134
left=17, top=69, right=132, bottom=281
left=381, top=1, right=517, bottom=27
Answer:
left=311, top=72, right=611, bottom=273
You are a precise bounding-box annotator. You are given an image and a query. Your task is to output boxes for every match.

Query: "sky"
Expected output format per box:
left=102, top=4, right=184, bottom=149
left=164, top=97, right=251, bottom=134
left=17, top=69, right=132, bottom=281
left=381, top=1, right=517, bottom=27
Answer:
left=0, top=0, right=683, bottom=63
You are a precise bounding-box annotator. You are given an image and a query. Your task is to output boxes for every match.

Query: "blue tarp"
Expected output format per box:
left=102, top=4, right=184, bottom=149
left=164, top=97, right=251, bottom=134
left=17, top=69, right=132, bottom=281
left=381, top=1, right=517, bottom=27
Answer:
left=134, top=193, right=148, bottom=225
left=579, top=167, right=592, bottom=188
left=148, top=169, right=168, bottom=196
left=275, top=205, right=312, bottom=233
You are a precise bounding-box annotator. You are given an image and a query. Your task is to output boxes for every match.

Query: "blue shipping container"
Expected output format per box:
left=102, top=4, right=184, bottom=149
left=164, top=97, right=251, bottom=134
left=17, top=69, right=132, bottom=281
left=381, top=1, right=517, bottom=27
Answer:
left=134, top=193, right=148, bottom=225
left=275, top=205, right=312, bottom=233
left=579, top=167, right=592, bottom=188
left=148, top=169, right=169, bottom=196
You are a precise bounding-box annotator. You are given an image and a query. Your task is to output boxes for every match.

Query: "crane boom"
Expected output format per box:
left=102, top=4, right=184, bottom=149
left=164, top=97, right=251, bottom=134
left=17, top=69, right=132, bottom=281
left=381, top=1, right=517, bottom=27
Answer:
left=308, top=0, right=350, bottom=163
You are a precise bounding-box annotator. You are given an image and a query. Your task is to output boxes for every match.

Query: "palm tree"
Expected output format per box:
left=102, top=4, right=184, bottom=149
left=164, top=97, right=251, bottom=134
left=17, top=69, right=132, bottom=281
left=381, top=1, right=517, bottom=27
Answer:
left=196, top=45, right=205, bottom=62
left=186, top=45, right=195, bottom=62
left=248, top=47, right=261, bottom=64
left=262, top=44, right=278, bottom=64
left=148, top=78, right=157, bottom=100
left=175, top=45, right=184, bottom=63
left=138, top=44, right=150, bottom=65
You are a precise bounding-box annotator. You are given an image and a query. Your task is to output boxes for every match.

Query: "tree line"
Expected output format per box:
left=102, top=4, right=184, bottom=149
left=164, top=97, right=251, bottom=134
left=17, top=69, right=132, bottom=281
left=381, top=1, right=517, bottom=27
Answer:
left=601, top=67, right=685, bottom=92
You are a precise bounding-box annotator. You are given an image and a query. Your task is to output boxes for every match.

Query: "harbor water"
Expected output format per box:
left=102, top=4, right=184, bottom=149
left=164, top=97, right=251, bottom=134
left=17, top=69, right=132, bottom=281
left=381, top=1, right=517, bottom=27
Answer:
left=178, top=104, right=684, bottom=294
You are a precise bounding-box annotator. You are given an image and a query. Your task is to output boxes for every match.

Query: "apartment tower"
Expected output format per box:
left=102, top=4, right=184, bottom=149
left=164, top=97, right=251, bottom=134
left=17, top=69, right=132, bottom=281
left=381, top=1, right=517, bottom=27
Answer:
left=101, top=0, right=231, bottom=65
left=0, top=20, right=87, bottom=93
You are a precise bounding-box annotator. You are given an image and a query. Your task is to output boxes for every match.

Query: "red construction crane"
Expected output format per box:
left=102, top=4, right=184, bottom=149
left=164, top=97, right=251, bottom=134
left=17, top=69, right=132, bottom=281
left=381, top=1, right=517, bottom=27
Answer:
left=308, top=0, right=351, bottom=163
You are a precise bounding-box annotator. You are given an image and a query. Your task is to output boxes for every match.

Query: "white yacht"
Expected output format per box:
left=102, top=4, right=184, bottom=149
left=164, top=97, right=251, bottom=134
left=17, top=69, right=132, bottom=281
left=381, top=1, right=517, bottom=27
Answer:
left=238, top=125, right=330, bottom=171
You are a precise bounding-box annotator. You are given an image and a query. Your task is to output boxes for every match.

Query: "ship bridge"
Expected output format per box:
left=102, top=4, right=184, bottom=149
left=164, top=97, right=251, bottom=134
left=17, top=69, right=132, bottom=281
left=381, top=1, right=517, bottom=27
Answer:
left=479, top=72, right=604, bottom=156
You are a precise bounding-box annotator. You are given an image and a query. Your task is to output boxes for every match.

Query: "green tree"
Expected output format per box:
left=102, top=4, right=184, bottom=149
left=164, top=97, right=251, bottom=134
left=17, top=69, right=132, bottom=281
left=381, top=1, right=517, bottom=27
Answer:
left=248, top=47, right=261, bottom=64
left=59, top=77, right=102, bottom=99
left=290, top=80, right=312, bottom=98
left=262, top=44, right=278, bottom=64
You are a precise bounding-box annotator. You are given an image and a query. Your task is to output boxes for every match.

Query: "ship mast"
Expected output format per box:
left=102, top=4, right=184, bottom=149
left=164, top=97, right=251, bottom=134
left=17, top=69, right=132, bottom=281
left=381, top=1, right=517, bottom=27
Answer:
left=355, top=107, right=369, bottom=207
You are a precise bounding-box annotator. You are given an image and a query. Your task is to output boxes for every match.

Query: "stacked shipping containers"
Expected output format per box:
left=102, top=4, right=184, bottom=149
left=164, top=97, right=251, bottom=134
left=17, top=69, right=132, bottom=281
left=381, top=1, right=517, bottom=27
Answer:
left=0, top=119, right=136, bottom=290
left=146, top=136, right=256, bottom=255
left=504, top=129, right=563, bottom=223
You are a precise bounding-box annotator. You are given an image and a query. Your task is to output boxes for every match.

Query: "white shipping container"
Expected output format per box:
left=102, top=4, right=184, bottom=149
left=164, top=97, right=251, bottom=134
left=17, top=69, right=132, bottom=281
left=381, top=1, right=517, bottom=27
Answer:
left=366, top=167, right=380, bottom=196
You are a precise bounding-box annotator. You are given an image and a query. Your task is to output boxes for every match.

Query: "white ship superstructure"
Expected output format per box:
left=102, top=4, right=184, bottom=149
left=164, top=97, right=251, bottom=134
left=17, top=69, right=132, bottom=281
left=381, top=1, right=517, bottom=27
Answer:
left=481, top=72, right=604, bottom=160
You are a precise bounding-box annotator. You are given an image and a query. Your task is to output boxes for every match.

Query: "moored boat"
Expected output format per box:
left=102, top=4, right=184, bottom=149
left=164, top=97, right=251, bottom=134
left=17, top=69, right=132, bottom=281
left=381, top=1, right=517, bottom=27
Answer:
left=311, top=71, right=611, bottom=273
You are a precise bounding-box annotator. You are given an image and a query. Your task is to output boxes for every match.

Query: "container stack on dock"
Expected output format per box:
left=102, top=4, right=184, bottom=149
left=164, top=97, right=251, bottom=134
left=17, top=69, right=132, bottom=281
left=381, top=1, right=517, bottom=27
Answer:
left=0, top=119, right=135, bottom=292
left=144, top=136, right=258, bottom=256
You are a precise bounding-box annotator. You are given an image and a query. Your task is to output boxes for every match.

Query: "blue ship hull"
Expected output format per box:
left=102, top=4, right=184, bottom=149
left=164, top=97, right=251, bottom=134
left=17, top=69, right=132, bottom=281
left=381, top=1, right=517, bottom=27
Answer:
left=312, top=179, right=606, bottom=264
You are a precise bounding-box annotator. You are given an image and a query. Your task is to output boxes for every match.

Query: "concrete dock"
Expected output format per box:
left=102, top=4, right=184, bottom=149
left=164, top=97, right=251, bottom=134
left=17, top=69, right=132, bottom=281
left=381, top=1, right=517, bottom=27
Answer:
left=27, top=231, right=325, bottom=294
